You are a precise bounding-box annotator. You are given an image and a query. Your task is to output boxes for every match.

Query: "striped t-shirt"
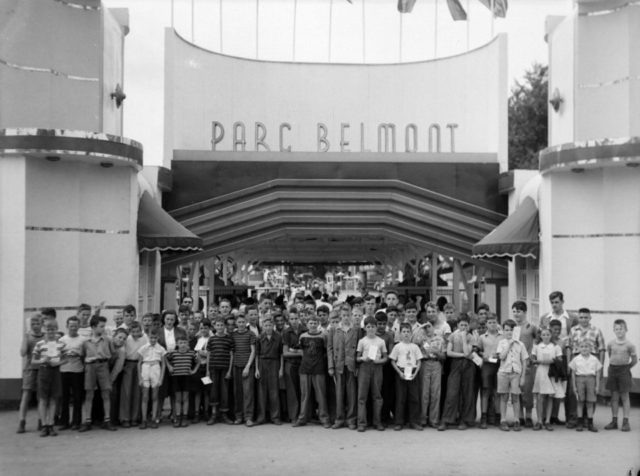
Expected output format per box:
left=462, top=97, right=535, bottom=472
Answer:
left=231, top=330, right=256, bottom=368
left=207, top=334, right=234, bottom=370
left=167, top=350, right=197, bottom=376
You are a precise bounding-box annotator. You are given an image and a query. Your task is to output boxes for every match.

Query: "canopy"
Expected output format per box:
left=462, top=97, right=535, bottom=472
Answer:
left=137, top=192, right=202, bottom=252
left=471, top=196, right=539, bottom=259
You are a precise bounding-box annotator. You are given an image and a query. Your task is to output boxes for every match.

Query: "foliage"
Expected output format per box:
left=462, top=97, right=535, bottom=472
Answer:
left=508, top=63, right=548, bottom=169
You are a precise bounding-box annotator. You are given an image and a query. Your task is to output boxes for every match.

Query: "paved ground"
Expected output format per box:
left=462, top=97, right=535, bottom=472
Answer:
left=1, top=405, right=639, bottom=476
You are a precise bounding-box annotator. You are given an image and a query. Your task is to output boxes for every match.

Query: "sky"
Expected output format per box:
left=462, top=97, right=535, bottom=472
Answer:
left=104, top=0, right=574, bottom=166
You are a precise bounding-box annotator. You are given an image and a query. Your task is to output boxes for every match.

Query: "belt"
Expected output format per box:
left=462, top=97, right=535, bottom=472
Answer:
left=87, top=359, right=108, bottom=364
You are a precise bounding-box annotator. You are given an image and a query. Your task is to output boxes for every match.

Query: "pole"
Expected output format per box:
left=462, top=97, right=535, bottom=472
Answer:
left=399, top=11, right=403, bottom=62
left=293, top=0, right=298, bottom=61
left=362, top=0, right=366, bottom=62
left=434, top=0, right=438, bottom=58
left=328, top=0, right=333, bottom=62
left=191, top=0, right=195, bottom=42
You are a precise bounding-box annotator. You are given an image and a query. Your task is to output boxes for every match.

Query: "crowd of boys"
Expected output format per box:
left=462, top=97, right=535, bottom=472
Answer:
left=17, top=290, right=637, bottom=437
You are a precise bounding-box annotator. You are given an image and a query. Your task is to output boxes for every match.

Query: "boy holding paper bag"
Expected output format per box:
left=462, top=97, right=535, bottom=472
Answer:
left=389, top=323, right=422, bottom=431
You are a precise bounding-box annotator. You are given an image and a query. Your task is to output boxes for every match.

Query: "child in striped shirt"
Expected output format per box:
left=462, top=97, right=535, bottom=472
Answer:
left=165, top=334, right=199, bottom=428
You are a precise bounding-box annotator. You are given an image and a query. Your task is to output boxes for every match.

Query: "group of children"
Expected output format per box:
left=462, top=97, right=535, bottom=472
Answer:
left=17, top=291, right=637, bottom=437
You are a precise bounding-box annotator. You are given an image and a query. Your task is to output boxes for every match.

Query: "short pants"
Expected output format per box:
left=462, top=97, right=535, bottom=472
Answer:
left=497, top=371, right=521, bottom=395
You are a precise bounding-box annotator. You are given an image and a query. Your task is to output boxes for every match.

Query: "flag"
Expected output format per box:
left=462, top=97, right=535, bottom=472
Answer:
left=446, top=0, right=467, bottom=21
left=398, top=0, right=417, bottom=13
left=477, top=0, right=508, bottom=18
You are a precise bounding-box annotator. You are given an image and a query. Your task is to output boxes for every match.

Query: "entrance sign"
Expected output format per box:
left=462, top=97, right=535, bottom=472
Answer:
left=164, top=30, right=508, bottom=170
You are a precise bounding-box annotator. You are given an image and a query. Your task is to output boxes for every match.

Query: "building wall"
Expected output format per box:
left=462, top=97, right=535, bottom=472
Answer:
left=0, top=156, right=26, bottom=389
left=164, top=30, right=508, bottom=171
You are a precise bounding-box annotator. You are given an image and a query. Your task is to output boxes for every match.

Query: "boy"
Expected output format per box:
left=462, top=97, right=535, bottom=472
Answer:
left=141, top=313, right=153, bottom=337
left=376, top=311, right=395, bottom=425
left=230, top=314, right=257, bottom=426
left=119, top=321, right=148, bottom=427
left=389, top=323, right=423, bottom=431
left=122, top=304, right=136, bottom=329
left=477, top=313, right=504, bottom=428
left=604, top=319, right=637, bottom=431
left=76, top=303, right=93, bottom=340
left=282, top=309, right=306, bottom=423
left=79, top=315, right=116, bottom=432
left=439, top=315, right=476, bottom=431
left=569, top=340, right=602, bottom=432
left=191, top=319, right=211, bottom=423
left=246, top=305, right=261, bottom=336
left=566, top=308, right=605, bottom=428
left=206, top=319, right=234, bottom=424
left=17, top=314, right=44, bottom=434
left=108, top=328, right=128, bottom=425
left=496, top=319, right=528, bottom=431
left=137, top=329, right=166, bottom=429
left=355, top=317, right=388, bottom=432
left=165, top=335, right=199, bottom=427
left=293, top=315, right=331, bottom=428
left=59, top=316, right=85, bottom=430
left=512, top=300, right=538, bottom=427
left=327, top=304, right=359, bottom=429
left=415, top=320, right=445, bottom=428
left=32, top=320, right=65, bottom=437
left=177, top=305, right=191, bottom=331
left=255, top=318, right=283, bottom=425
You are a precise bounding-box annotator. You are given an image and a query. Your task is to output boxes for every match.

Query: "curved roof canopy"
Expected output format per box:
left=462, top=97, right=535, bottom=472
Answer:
left=164, top=179, right=506, bottom=272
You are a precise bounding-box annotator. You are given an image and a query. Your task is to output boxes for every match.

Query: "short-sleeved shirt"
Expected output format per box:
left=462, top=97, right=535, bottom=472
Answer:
left=167, top=350, right=197, bottom=376
left=257, top=333, right=283, bottom=360
left=389, top=341, right=422, bottom=369
left=137, top=343, right=166, bottom=364
left=32, top=339, right=65, bottom=365
left=231, top=330, right=256, bottom=368
left=83, top=335, right=112, bottom=362
left=569, top=353, right=603, bottom=376
left=59, top=335, right=85, bottom=372
left=569, top=324, right=605, bottom=356
left=357, top=335, right=387, bottom=361
left=124, top=335, right=148, bottom=360
left=299, top=331, right=328, bottom=375
left=606, top=339, right=637, bottom=366
left=532, top=342, right=562, bottom=363
left=477, top=331, right=504, bottom=361
left=497, top=339, right=529, bottom=374
left=207, top=334, right=234, bottom=370
left=23, top=332, right=44, bottom=370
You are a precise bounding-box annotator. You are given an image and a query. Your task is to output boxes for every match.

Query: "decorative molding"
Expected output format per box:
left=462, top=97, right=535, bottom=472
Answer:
left=0, top=58, right=98, bottom=82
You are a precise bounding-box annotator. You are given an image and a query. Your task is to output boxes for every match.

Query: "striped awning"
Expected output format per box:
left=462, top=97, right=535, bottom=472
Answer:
left=137, top=192, right=202, bottom=252
left=472, top=196, right=539, bottom=260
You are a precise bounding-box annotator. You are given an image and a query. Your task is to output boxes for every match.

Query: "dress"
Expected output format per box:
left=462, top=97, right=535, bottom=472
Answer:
left=532, top=342, right=560, bottom=395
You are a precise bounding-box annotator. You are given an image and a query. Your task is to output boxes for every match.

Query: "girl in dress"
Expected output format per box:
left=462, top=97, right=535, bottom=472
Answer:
left=531, top=328, right=561, bottom=430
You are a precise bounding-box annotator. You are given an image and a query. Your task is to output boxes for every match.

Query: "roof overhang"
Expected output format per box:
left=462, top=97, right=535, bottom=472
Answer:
left=163, top=178, right=507, bottom=272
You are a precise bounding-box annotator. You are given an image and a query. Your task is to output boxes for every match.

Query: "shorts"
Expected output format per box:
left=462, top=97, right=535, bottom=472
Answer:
left=140, top=362, right=161, bottom=388
left=481, top=362, right=499, bottom=389
left=84, top=361, right=112, bottom=391
left=605, top=365, right=632, bottom=393
left=37, top=366, right=61, bottom=400
left=497, top=371, right=522, bottom=395
left=172, top=375, right=190, bottom=393
left=575, top=375, right=597, bottom=403
left=22, top=368, right=38, bottom=391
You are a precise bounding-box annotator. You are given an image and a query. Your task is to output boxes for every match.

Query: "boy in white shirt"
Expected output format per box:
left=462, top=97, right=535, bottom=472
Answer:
left=356, top=317, right=388, bottom=432
left=569, top=340, right=603, bottom=432
left=389, top=323, right=422, bottom=431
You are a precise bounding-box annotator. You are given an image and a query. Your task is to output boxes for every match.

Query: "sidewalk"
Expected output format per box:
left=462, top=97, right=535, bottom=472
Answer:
left=1, top=404, right=638, bottom=476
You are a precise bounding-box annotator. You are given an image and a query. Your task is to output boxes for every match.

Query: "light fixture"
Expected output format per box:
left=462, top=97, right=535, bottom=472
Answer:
left=549, top=88, right=564, bottom=112
left=110, top=83, right=126, bottom=108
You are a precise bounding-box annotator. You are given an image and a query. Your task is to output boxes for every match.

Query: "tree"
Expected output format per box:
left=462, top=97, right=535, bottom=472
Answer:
left=508, top=63, right=548, bottom=169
